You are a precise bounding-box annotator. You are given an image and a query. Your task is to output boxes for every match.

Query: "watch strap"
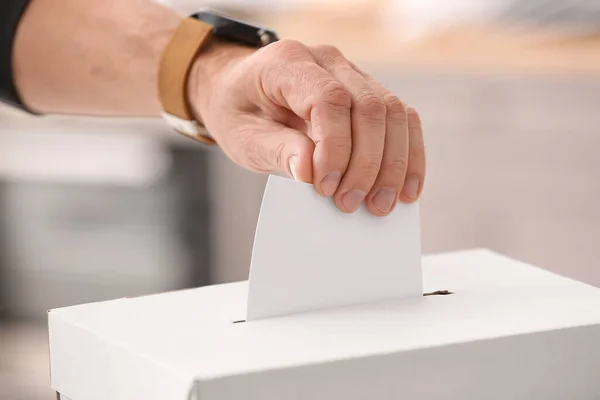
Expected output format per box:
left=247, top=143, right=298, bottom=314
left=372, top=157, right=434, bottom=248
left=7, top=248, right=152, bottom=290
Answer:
left=158, top=17, right=216, bottom=145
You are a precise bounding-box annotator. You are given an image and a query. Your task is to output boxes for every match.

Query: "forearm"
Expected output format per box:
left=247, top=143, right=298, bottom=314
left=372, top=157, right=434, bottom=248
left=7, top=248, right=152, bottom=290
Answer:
left=13, top=0, right=182, bottom=116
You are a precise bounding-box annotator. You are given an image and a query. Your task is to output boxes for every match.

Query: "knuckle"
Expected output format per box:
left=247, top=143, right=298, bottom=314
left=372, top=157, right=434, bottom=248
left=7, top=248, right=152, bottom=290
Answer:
left=324, top=135, right=352, bottom=156
left=356, top=91, right=386, bottom=115
left=383, top=94, right=406, bottom=116
left=260, top=62, right=282, bottom=86
left=271, top=39, right=307, bottom=60
left=407, top=107, right=421, bottom=123
left=297, top=139, right=315, bottom=159
left=347, top=60, right=361, bottom=72
left=360, top=156, right=382, bottom=177
left=319, top=81, right=352, bottom=109
left=386, top=158, right=409, bottom=176
left=313, top=44, right=343, bottom=60
left=318, top=44, right=342, bottom=55
left=410, top=145, right=426, bottom=163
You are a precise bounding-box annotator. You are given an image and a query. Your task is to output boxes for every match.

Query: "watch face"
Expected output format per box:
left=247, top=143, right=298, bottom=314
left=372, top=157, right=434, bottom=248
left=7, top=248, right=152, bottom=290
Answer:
left=191, top=9, right=279, bottom=47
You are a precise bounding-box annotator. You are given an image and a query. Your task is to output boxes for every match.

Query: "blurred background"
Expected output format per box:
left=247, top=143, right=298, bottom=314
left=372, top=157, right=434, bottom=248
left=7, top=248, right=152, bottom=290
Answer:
left=1, top=0, right=600, bottom=399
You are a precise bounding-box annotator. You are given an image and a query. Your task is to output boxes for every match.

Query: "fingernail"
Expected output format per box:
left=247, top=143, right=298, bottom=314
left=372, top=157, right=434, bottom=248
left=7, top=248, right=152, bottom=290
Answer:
left=372, top=188, right=397, bottom=213
left=321, top=171, right=342, bottom=197
left=342, top=189, right=366, bottom=212
left=402, top=175, right=420, bottom=199
left=289, top=156, right=298, bottom=180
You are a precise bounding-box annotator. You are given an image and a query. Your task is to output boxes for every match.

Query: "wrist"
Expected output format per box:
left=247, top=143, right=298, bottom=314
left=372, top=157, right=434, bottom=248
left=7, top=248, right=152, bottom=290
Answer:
left=187, top=41, right=255, bottom=125
left=158, top=11, right=278, bottom=144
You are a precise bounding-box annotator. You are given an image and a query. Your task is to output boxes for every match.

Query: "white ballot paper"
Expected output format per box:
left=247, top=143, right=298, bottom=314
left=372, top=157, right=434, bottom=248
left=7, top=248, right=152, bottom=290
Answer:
left=247, top=175, right=423, bottom=321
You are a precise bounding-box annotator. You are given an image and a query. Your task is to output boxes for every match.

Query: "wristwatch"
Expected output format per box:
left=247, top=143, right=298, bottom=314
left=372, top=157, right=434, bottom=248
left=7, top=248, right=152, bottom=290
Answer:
left=158, top=9, right=279, bottom=145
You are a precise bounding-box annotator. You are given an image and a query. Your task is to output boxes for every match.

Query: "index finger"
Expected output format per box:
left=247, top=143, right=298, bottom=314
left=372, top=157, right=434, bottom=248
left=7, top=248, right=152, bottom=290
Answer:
left=259, top=40, right=352, bottom=197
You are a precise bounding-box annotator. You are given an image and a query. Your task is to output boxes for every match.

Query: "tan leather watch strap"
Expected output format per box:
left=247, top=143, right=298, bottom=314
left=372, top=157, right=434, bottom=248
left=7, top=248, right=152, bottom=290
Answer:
left=158, top=18, right=216, bottom=145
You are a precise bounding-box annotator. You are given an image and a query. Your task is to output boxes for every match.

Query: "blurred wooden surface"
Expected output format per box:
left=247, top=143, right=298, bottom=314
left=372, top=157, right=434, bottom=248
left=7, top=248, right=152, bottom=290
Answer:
left=247, top=4, right=600, bottom=74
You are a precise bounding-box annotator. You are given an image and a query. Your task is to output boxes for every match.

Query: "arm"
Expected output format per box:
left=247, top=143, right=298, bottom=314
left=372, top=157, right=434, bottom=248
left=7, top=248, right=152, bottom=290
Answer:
left=6, top=0, right=426, bottom=216
left=12, top=0, right=181, bottom=116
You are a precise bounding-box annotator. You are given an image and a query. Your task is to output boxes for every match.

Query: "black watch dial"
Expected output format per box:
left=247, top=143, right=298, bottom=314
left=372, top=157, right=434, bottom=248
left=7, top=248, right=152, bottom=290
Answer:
left=191, top=10, right=279, bottom=48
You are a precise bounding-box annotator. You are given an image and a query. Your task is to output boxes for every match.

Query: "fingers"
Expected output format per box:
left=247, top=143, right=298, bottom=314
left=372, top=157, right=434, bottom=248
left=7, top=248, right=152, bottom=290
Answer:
left=311, top=45, right=386, bottom=213
left=309, top=83, right=353, bottom=197
left=366, top=90, right=410, bottom=216
left=352, top=62, right=424, bottom=207
left=256, top=40, right=425, bottom=214
left=399, top=107, right=426, bottom=203
left=258, top=40, right=352, bottom=196
left=224, top=113, right=315, bottom=182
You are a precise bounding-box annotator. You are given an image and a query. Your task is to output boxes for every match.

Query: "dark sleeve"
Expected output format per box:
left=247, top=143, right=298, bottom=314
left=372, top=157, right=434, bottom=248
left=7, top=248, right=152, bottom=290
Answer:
left=0, top=0, right=34, bottom=112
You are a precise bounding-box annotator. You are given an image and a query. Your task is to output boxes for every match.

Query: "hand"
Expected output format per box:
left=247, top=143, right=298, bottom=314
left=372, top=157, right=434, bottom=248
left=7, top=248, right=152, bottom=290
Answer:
left=188, top=39, right=425, bottom=216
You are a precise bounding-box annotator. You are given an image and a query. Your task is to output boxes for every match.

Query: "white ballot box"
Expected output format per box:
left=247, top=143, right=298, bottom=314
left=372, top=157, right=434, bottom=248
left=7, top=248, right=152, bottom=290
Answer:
left=49, top=249, right=600, bottom=400
left=49, top=176, right=600, bottom=400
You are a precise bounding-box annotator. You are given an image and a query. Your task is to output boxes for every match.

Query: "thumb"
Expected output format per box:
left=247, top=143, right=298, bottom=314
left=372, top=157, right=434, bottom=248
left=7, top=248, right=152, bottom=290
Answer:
left=233, top=118, right=315, bottom=183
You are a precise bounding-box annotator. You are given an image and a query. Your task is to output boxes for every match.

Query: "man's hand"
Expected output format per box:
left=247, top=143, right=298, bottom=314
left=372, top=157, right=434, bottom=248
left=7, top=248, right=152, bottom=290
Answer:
left=12, top=0, right=424, bottom=216
left=189, top=40, right=425, bottom=216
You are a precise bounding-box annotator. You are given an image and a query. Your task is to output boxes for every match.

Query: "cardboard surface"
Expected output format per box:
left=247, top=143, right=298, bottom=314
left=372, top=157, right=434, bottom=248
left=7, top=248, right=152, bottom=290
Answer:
left=49, top=249, right=600, bottom=400
left=247, top=175, right=422, bottom=320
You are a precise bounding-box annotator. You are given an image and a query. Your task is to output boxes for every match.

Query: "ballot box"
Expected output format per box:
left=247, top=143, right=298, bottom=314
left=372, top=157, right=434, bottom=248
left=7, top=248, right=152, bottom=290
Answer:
left=49, top=247, right=600, bottom=400
left=50, top=176, right=600, bottom=400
